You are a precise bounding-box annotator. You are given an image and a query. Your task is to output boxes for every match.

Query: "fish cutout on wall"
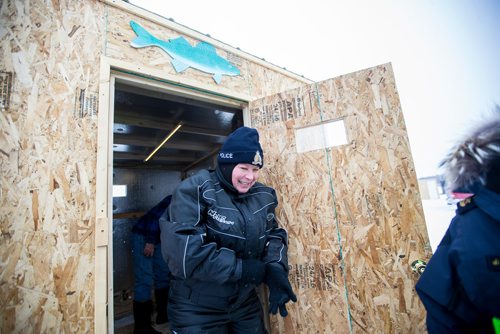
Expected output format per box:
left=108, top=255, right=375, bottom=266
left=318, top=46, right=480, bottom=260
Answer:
left=129, top=21, right=240, bottom=84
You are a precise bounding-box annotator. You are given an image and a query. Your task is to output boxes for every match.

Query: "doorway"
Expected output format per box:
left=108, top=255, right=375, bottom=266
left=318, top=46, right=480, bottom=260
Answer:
left=109, top=74, right=245, bottom=333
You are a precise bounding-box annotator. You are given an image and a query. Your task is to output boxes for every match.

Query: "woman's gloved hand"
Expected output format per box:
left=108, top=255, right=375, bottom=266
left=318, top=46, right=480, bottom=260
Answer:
left=265, top=263, right=297, bottom=317
left=241, top=259, right=266, bottom=285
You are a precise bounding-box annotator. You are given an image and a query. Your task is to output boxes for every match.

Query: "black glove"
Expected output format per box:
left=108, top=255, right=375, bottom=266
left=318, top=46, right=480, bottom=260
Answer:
left=265, top=263, right=297, bottom=317
left=241, top=259, right=266, bottom=285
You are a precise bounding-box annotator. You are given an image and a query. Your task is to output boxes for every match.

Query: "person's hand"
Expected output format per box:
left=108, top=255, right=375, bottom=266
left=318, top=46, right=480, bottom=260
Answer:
left=143, top=243, right=154, bottom=257
left=265, top=263, right=297, bottom=317
left=241, top=259, right=266, bottom=285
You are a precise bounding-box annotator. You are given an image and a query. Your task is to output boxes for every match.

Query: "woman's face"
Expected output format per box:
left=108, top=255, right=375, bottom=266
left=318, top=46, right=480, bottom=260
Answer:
left=232, top=163, right=260, bottom=193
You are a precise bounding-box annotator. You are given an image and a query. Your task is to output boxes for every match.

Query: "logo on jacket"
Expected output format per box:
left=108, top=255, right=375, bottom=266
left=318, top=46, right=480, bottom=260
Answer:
left=208, top=209, right=235, bottom=225
left=487, top=256, right=500, bottom=271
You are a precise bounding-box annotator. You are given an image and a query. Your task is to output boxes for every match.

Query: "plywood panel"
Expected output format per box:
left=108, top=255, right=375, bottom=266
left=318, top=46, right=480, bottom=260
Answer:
left=103, top=5, right=309, bottom=99
left=0, top=0, right=104, bottom=332
left=4, top=0, right=407, bottom=332
left=0, top=1, right=312, bottom=332
left=250, top=64, right=431, bottom=333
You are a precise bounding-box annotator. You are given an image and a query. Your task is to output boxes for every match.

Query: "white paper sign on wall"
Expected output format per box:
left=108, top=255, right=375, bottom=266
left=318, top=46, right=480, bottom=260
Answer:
left=295, top=119, right=348, bottom=153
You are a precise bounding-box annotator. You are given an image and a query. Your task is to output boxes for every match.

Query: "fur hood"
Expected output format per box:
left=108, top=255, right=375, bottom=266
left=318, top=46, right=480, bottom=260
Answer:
left=440, top=107, right=500, bottom=193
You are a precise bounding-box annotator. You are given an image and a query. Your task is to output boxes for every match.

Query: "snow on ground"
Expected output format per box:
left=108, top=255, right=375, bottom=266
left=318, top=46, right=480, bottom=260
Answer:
left=421, top=197, right=456, bottom=252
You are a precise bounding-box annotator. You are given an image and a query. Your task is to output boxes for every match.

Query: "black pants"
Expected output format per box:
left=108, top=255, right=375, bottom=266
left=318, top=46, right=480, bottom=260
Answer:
left=168, top=282, right=266, bottom=334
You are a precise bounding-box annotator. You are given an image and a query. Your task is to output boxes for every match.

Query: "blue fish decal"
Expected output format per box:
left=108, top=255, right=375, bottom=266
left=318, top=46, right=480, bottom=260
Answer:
left=129, top=21, right=240, bottom=84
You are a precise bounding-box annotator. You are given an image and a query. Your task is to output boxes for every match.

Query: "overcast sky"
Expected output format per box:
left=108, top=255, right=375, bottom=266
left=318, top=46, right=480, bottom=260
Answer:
left=130, top=0, right=500, bottom=178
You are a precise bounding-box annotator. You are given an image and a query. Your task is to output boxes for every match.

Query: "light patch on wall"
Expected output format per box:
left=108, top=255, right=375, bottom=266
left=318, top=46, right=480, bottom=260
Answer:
left=295, top=119, right=348, bottom=153
left=113, top=185, right=127, bottom=198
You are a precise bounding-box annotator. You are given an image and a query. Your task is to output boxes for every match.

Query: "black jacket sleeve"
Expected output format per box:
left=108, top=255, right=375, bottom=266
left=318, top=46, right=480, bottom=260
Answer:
left=261, top=192, right=289, bottom=271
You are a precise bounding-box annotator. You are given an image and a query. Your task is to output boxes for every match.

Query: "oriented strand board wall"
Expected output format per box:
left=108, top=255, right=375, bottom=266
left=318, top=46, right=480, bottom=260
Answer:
left=0, top=0, right=105, bottom=332
left=0, top=0, right=309, bottom=332
left=103, top=4, right=307, bottom=98
left=251, top=64, right=432, bottom=333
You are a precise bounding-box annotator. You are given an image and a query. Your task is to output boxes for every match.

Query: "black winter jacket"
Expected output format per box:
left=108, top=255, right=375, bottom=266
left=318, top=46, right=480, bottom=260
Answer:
left=160, top=169, right=289, bottom=299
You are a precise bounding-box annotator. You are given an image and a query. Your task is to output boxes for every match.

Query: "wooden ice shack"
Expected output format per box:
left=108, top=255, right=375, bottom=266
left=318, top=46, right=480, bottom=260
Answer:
left=0, top=0, right=432, bottom=332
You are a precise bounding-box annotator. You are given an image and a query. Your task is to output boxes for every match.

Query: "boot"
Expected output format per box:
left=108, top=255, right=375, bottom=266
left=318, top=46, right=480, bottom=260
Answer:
left=133, top=300, right=161, bottom=334
left=154, top=288, right=169, bottom=324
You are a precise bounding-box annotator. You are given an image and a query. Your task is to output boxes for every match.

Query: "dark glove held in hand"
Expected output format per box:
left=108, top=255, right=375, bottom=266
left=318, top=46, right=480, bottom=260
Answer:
left=265, top=264, right=297, bottom=317
left=241, top=259, right=266, bottom=285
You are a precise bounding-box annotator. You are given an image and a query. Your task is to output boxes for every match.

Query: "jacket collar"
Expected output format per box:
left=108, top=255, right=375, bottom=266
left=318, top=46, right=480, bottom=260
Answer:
left=474, top=185, right=500, bottom=221
left=214, top=166, right=238, bottom=194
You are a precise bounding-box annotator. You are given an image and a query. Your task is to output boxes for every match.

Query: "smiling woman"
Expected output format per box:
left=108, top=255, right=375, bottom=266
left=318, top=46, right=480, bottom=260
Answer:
left=159, top=126, right=296, bottom=333
left=230, top=164, right=260, bottom=193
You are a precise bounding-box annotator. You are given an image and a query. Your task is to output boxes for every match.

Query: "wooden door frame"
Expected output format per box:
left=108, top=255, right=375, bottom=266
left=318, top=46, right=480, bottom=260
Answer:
left=95, top=55, right=253, bottom=333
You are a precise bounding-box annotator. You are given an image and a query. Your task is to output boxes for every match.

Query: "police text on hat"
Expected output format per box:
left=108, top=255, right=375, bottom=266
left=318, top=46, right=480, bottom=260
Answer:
left=217, top=127, right=264, bottom=168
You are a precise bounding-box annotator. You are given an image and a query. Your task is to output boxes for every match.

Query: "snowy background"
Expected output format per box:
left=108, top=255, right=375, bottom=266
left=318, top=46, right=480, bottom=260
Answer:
left=422, top=199, right=455, bottom=252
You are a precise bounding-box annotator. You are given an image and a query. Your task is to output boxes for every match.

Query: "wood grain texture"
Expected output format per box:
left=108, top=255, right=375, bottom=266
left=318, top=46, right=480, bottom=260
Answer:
left=1, top=0, right=430, bottom=332
left=0, top=0, right=308, bottom=332
left=0, top=0, right=104, bottom=332
left=251, top=64, right=431, bottom=333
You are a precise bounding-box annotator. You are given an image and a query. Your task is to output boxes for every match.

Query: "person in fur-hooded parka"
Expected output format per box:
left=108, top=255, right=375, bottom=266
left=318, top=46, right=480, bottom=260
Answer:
left=416, top=107, right=500, bottom=333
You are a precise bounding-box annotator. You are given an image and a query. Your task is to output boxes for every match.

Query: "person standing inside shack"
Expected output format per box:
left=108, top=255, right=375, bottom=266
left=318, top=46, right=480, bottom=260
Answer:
left=416, top=109, right=500, bottom=333
left=132, top=194, right=172, bottom=334
left=160, top=126, right=296, bottom=333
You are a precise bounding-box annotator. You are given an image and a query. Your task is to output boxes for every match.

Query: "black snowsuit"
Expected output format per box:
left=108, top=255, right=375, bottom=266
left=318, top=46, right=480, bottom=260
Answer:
left=160, top=169, right=289, bottom=333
